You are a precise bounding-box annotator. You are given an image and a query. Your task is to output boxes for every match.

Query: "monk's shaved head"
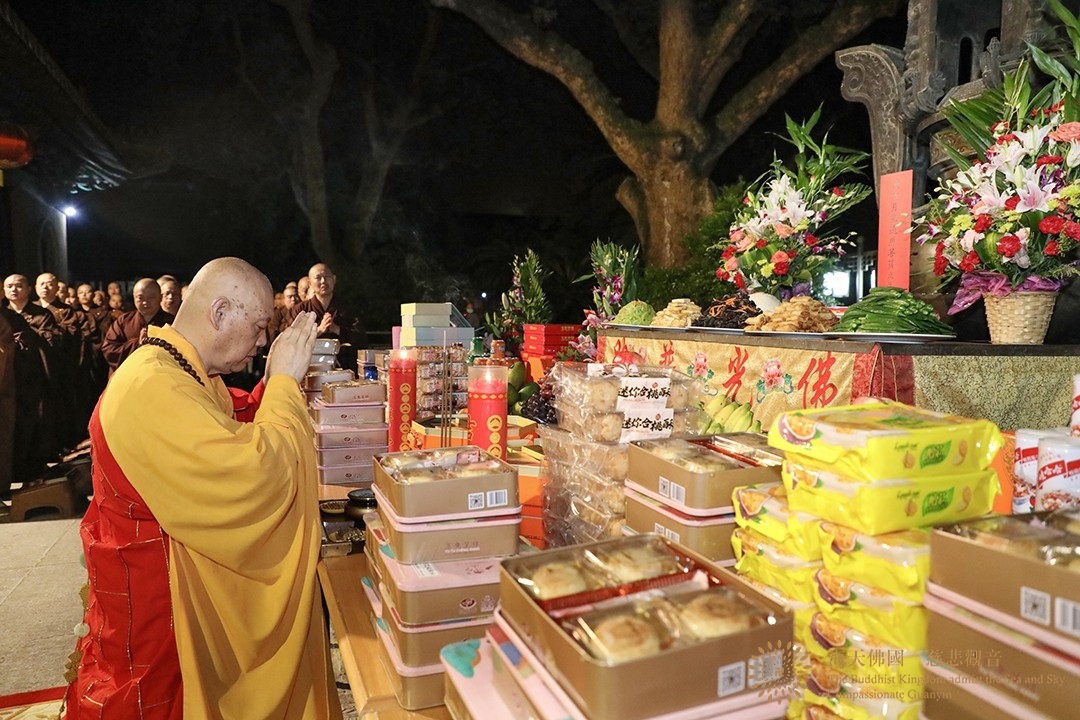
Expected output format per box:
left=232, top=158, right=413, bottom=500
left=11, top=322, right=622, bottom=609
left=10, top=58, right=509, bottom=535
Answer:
left=133, top=277, right=161, bottom=299
left=174, top=257, right=275, bottom=377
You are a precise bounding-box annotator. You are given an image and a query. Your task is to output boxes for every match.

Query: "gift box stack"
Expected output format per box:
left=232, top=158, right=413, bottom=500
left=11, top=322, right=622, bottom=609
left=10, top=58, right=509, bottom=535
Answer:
left=921, top=510, right=1080, bottom=720
left=361, top=446, right=524, bottom=710
left=309, top=377, right=388, bottom=487
left=733, top=401, right=1004, bottom=720
left=504, top=446, right=547, bottom=549
left=441, top=534, right=794, bottom=720
left=519, top=323, right=577, bottom=380
left=396, top=302, right=474, bottom=349
left=411, top=345, right=469, bottom=423
left=624, top=433, right=782, bottom=567
left=539, top=363, right=704, bottom=548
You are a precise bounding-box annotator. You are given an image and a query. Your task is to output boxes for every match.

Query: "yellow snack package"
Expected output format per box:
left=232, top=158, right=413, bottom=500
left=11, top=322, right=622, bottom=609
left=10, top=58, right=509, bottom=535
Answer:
left=805, top=611, right=922, bottom=692
left=817, top=522, right=930, bottom=603
left=739, top=574, right=816, bottom=649
left=785, top=696, right=806, bottom=720
left=811, top=568, right=928, bottom=652
left=732, top=527, right=823, bottom=605
left=734, top=482, right=823, bottom=562
left=804, top=660, right=922, bottom=720
left=768, top=400, right=1003, bottom=481
left=782, top=456, right=999, bottom=535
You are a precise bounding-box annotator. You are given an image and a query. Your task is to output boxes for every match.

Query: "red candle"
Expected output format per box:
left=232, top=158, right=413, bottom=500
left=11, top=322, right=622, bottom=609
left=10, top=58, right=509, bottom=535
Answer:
left=388, top=349, right=416, bottom=452
left=468, top=365, right=508, bottom=458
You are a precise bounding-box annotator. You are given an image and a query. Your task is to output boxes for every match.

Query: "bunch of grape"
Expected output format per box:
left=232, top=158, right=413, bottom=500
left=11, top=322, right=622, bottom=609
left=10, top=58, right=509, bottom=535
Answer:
left=521, top=371, right=557, bottom=424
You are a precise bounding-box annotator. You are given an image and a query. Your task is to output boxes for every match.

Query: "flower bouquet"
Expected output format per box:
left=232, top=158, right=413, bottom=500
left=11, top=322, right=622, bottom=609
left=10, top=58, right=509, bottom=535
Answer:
left=485, top=249, right=552, bottom=354
left=710, top=107, right=872, bottom=301
left=916, top=1, right=1080, bottom=342
left=566, top=240, right=641, bottom=360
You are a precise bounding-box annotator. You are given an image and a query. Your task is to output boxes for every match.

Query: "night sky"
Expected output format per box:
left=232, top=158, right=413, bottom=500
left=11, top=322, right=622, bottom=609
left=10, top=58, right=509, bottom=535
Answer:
left=7, top=0, right=906, bottom=328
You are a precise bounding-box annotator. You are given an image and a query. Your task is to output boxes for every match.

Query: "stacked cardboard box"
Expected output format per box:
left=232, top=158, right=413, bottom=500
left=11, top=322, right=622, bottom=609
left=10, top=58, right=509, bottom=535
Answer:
left=309, top=377, right=387, bottom=487
left=396, top=302, right=474, bottom=348
left=923, top=511, right=1080, bottom=720
left=625, top=434, right=781, bottom=566
left=743, top=400, right=1004, bottom=720
left=538, top=363, right=704, bottom=547
left=521, top=323, right=578, bottom=357
left=362, top=446, right=524, bottom=710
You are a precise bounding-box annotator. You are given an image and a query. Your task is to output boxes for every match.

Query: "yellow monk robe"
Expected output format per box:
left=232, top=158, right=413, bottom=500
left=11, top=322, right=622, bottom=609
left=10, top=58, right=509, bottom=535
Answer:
left=66, top=325, right=341, bottom=719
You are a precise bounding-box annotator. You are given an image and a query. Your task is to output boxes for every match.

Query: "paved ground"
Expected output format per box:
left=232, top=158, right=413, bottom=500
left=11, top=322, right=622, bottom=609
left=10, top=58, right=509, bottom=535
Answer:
left=0, top=508, right=358, bottom=717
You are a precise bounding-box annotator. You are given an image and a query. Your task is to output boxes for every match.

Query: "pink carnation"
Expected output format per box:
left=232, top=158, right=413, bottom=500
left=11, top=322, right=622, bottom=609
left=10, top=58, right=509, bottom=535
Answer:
left=1049, top=122, right=1080, bottom=143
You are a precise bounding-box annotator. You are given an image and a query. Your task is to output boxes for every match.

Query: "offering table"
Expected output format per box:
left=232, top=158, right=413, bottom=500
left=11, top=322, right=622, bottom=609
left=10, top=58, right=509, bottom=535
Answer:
left=318, top=553, right=451, bottom=719
left=598, top=328, right=1080, bottom=431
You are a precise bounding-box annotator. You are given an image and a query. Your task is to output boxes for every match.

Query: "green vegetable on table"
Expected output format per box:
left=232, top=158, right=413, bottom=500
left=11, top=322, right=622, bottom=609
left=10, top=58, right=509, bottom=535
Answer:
left=834, top=287, right=954, bottom=335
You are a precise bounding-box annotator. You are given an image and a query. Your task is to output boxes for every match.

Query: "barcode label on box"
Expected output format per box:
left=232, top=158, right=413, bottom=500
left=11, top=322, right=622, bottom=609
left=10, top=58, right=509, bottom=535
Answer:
left=1055, top=598, right=1080, bottom=637
left=657, top=476, right=686, bottom=504
left=486, top=489, right=509, bottom=508
left=718, top=661, right=746, bottom=697
left=468, top=492, right=485, bottom=510
left=1020, top=586, right=1051, bottom=625
left=655, top=524, right=680, bottom=543
left=411, top=563, right=440, bottom=578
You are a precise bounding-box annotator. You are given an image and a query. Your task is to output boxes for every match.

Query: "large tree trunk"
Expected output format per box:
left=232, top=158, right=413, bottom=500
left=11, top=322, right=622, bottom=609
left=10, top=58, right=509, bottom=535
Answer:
left=617, top=155, right=714, bottom=268
left=431, top=0, right=903, bottom=269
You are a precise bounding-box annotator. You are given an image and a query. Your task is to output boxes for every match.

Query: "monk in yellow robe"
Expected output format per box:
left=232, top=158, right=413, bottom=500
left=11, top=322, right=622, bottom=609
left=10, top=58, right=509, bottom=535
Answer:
left=65, top=258, right=341, bottom=719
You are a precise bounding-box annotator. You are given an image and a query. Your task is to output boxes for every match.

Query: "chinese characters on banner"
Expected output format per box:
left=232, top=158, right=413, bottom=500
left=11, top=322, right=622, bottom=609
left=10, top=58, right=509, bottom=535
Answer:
left=602, top=336, right=857, bottom=429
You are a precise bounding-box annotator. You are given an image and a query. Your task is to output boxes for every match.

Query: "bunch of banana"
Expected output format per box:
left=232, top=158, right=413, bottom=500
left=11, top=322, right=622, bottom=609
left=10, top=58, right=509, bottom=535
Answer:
left=700, top=393, right=762, bottom=434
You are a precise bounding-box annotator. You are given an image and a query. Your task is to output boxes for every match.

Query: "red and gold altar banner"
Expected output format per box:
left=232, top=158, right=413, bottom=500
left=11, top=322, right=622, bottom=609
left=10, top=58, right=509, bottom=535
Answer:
left=598, top=331, right=1080, bottom=432
left=599, top=333, right=862, bottom=431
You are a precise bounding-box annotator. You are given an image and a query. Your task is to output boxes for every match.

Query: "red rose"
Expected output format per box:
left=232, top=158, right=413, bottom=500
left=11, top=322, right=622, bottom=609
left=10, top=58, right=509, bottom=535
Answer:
left=934, top=241, right=945, bottom=258
left=755, top=239, right=767, bottom=249
left=973, top=214, right=992, bottom=233
left=831, top=187, right=843, bottom=197
left=1004, top=196, right=1020, bottom=211
left=722, top=246, right=735, bottom=259
left=1040, top=215, right=1066, bottom=235
left=1036, top=155, right=1064, bottom=166
left=997, top=133, right=1019, bottom=144
left=774, top=261, right=790, bottom=276
left=716, top=267, right=729, bottom=280
left=734, top=273, right=746, bottom=290
left=1066, top=221, right=1080, bottom=240
left=997, top=234, right=1021, bottom=257
left=933, top=254, right=949, bottom=276
left=1045, top=240, right=1061, bottom=256
left=959, top=251, right=981, bottom=272
left=805, top=233, right=819, bottom=247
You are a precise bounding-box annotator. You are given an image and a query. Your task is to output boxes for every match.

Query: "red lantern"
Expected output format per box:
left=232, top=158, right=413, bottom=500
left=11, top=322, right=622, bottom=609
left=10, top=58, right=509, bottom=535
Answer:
left=0, top=123, right=34, bottom=169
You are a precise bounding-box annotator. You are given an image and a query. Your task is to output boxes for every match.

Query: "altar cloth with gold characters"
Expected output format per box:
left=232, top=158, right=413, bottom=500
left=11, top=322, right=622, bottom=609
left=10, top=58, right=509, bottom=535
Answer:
left=597, top=330, right=1080, bottom=432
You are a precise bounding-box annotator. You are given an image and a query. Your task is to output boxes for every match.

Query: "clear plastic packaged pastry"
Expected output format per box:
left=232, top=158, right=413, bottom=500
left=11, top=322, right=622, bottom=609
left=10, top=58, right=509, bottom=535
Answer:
left=549, top=362, right=703, bottom=412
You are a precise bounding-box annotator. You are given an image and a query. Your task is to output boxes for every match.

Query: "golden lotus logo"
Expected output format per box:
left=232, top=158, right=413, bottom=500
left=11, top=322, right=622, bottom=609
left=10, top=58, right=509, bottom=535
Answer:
left=749, top=640, right=809, bottom=705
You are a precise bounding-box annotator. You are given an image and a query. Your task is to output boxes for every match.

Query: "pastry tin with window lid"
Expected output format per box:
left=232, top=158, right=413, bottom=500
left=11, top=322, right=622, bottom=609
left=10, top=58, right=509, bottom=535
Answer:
left=312, top=424, right=388, bottom=450
left=371, top=492, right=521, bottom=564
left=628, top=438, right=780, bottom=515
left=499, top=533, right=792, bottom=720
left=363, top=511, right=506, bottom=624
left=374, top=445, right=520, bottom=520
left=308, top=399, right=386, bottom=426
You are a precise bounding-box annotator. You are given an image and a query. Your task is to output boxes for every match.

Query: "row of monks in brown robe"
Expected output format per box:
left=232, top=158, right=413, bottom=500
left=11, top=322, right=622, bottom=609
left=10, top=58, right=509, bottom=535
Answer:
left=1, top=274, right=177, bottom=497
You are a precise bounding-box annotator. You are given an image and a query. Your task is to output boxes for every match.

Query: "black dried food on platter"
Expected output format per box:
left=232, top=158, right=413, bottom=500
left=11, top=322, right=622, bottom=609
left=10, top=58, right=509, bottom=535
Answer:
left=522, top=393, right=558, bottom=424
left=694, top=294, right=762, bottom=328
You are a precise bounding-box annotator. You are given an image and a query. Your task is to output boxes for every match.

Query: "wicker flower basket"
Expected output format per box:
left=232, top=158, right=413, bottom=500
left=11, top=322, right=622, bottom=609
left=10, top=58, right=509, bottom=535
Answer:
left=982, top=291, right=1058, bottom=345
